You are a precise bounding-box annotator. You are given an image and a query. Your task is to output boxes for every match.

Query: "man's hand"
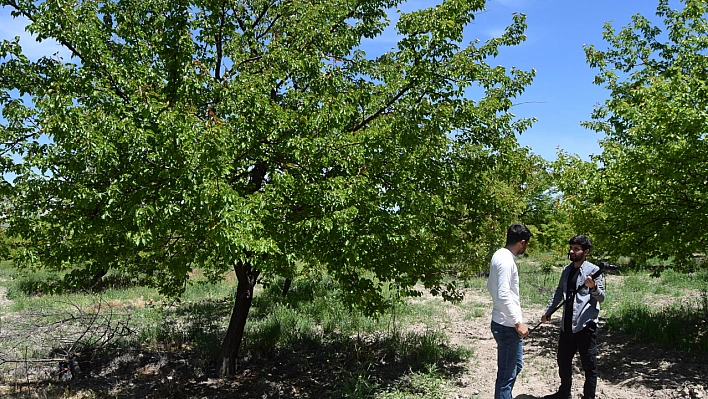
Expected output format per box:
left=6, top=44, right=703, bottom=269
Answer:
left=541, top=312, right=550, bottom=323
left=515, top=322, right=529, bottom=338
left=585, top=276, right=596, bottom=289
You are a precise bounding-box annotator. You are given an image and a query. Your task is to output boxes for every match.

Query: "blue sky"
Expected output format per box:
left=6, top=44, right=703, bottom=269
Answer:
left=449, top=0, right=664, bottom=161
left=0, top=0, right=669, bottom=161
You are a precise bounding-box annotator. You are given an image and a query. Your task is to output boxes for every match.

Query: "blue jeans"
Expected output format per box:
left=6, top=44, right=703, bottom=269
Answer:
left=491, top=321, right=523, bottom=399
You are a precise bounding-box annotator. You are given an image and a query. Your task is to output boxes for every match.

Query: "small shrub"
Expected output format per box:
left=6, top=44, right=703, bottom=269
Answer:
left=7, top=270, right=66, bottom=298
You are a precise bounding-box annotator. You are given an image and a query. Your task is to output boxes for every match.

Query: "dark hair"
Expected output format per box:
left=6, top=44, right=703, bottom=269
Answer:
left=505, top=223, right=532, bottom=246
left=569, top=235, right=592, bottom=251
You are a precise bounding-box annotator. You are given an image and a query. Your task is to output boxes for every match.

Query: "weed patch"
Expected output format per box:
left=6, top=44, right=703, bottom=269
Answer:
left=605, top=290, right=708, bottom=352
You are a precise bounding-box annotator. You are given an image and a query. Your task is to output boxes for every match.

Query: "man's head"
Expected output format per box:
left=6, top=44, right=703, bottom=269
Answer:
left=505, top=223, right=532, bottom=256
left=568, top=235, right=592, bottom=264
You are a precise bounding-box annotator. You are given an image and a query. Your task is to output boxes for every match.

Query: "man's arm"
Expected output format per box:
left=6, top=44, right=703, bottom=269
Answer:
left=494, top=261, right=523, bottom=325
left=585, top=272, right=606, bottom=302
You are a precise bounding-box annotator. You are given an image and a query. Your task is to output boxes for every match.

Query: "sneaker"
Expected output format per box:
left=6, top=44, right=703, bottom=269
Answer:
left=543, top=392, right=572, bottom=399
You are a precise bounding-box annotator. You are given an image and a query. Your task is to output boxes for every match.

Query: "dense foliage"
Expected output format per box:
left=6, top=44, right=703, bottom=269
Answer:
left=517, top=158, right=574, bottom=258
left=0, top=0, right=536, bottom=373
left=558, top=0, right=708, bottom=268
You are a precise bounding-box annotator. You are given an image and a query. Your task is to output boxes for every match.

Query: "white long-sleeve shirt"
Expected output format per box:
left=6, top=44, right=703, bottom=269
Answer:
left=487, top=247, right=523, bottom=327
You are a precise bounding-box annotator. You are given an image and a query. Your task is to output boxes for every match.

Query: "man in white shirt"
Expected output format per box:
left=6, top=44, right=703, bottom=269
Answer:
left=488, top=223, right=532, bottom=399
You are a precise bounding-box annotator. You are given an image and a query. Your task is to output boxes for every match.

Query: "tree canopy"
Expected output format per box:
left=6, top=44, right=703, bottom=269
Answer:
left=573, top=0, right=708, bottom=267
left=1, top=0, right=536, bottom=374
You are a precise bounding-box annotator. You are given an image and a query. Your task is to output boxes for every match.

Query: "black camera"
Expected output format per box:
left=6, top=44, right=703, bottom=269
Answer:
left=597, top=260, right=619, bottom=273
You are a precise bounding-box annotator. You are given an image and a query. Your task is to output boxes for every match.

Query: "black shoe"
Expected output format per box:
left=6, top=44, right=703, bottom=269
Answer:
left=543, top=392, right=571, bottom=399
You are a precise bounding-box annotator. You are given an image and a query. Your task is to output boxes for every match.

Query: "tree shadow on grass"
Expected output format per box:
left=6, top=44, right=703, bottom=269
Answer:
left=230, top=331, right=470, bottom=398
left=2, top=292, right=471, bottom=398
left=5, top=328, right=470, bottom=398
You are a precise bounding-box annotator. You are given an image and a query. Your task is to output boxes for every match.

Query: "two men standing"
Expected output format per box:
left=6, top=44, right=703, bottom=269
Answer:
left=488, top=226, right=605, bottom=399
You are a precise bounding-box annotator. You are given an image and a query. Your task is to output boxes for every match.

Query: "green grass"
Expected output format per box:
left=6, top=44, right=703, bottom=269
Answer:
left=236, top=275, right=472, bottom=398
left=466, top=253, right=708, bottom=353
left=605, top=289, right=708, bottom=352
left=377, top=365, right=450, bottom=399
left=4, top=254, right=706, bottom=397
left=0, top=259, right=15, bottom=277
left=659, top=268, right=708, bottom=290
left=518, top=256, right=558, bottom=306
left=601, top=267, right=708, bottom=352
left=7, top=283, right=162, bottom=312
left=0, top=267, right=472, bottom=397
left=462, top=302, right=487, bottom=320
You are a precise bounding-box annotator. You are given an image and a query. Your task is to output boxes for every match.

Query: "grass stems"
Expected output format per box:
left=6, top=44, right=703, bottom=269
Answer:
left=0, top=266, right=471, bottom=398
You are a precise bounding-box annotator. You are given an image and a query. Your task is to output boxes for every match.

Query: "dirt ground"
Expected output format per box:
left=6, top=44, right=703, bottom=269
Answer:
left=424, top=275, right=708, bottom=399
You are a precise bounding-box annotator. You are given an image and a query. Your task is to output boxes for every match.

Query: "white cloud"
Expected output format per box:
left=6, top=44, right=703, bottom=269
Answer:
left=484, top=27, right=508, bottom=39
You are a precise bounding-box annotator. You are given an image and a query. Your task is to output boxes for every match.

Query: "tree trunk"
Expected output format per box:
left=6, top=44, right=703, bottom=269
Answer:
left=90, top=268, right=107, bottom=287
left=217, top=260, right=260, bottom=377
left=281, top=278, right=292, bottom=297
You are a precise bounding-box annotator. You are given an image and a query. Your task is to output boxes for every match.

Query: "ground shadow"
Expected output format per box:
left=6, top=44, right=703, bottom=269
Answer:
left=597, top=321, right=708, bottom=391
left=519, top=316, right=708, bottom=394
left=3, top=296, right=470, bottom=398
left=7, top=332, right=469, bottom=398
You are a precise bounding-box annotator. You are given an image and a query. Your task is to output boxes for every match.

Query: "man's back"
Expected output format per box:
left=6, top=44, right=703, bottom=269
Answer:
left=488, top=247, right=521, bottom=327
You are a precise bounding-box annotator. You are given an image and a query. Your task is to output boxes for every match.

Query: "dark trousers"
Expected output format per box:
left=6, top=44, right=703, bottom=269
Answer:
left=557, top=323, right=598, bottom=399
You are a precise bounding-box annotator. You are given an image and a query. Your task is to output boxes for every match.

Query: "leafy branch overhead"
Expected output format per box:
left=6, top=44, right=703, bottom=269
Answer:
left=0, top=0, right=537, bottom=374
left=569, top=0, right=708, bottom=266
